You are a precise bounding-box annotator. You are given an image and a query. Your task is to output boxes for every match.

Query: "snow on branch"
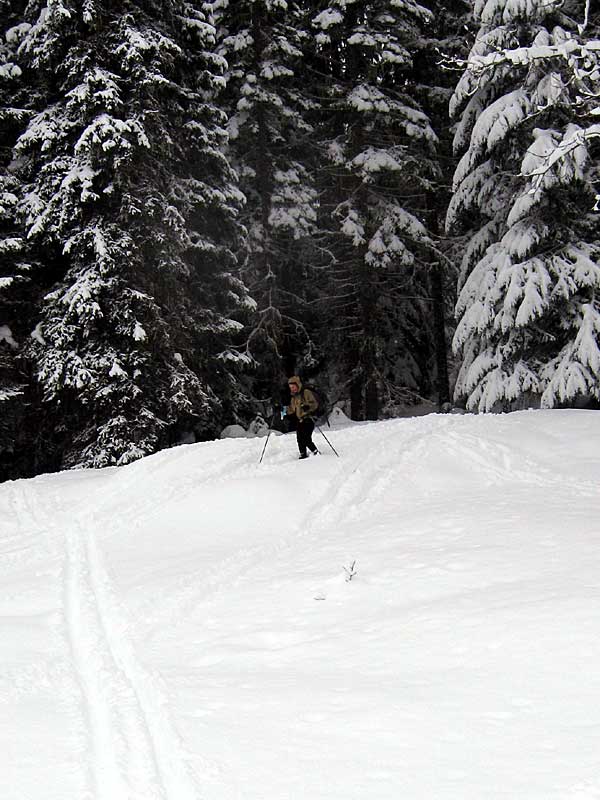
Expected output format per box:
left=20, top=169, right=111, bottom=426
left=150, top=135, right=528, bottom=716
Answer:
left=475, top=0, right=563, bottom=27
left=523, top=124, right=600, bottom=190
left=471, top=88, right=531, bottom=155
left=579, top=0, right=591, bottom=34
left=451, top=30, right=600, bottom=114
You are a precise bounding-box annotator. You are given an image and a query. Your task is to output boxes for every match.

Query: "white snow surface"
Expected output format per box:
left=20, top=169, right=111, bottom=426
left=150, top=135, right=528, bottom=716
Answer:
left=1, top=409, right=600, bottom=799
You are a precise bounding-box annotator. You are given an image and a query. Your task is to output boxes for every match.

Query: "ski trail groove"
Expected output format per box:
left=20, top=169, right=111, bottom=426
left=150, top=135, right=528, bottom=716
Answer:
left=63, top=519, right=199, bottom=800
left=143, top=421, right=439, bottom=633
left=443, top=429, right=600, bottom=496
left=139, top=427, right=394, bottom=634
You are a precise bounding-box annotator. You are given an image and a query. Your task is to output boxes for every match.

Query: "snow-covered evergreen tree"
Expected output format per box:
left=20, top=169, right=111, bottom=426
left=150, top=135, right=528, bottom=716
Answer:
left=310, top=0, right=442, bottom=419
left=0, top=2, right=37, bottom=478
left=9, top=0, right=251, bottom=469
left=213, top=0, right=320, bottom=394
left=448, top=0, right=600, bottom=411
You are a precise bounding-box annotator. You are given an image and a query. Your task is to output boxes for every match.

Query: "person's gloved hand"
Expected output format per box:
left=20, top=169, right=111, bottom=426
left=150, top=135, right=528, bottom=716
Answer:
left=301, top=404, right=310, bottom=412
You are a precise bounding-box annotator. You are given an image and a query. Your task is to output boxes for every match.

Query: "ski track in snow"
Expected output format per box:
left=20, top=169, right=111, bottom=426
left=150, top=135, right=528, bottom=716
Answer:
left=440, top=428, right=599, bottom=497
left=139, top=416, right=452, bottom=638
left=0, top=467, right=205, bottom=800
left=54, top=491, right=200, bottom=800
left=95, top=442, right=282, bottom=637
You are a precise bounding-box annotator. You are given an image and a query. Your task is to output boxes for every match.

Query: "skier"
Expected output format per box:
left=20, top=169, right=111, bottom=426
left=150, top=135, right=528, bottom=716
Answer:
left=283, top=376, right=319, bottom=459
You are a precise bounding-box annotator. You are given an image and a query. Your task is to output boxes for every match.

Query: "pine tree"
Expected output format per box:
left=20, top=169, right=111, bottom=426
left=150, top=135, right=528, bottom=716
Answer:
left=448, top=0, right=600, bottom=411
left=213, top=0, right=320, bottom=399
left=310, top=0, right=442, bottom=420
left=10, top=0, right=251, bottom=469
left=0, top=2, right=37, bottom=479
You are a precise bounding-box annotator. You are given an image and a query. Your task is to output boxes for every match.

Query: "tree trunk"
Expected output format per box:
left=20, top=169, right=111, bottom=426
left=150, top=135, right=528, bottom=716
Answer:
left=431, top=261, right=451, bottom=409
left=350, top=370, right=363, bottom=420
left=365, top=376, right=378, bottom=420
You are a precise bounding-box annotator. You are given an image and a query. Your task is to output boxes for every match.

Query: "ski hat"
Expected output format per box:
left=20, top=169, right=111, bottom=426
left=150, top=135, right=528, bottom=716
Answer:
left=288, top=375, right=302, bottom=389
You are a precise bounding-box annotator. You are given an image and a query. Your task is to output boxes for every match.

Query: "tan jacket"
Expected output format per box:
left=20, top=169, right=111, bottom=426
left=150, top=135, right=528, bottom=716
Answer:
left=287, top=378, right=318, bottom=420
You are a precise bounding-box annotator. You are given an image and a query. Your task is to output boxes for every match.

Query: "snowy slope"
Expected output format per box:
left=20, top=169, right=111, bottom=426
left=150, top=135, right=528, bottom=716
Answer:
left=1, top=410, right=600, bottom=800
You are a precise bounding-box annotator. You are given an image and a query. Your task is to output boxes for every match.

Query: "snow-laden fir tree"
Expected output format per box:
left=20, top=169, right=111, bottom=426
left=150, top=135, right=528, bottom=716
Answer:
left=0, top=1, right=38, bottom=479
left=310, top=0, right=442, bottom=420
left=448, top=0, right=600, bottom=411
left=10, top=0, right=251, bottom=470
left=213, top=0, right=320, bottom=393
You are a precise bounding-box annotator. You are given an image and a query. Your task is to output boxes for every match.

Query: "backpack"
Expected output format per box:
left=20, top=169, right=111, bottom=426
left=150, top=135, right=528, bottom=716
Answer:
left=302, top=383, right=330, bottom=422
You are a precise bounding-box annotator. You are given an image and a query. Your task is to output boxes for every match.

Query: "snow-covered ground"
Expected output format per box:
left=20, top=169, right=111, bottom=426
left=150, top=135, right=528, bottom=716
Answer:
left=1, top=409, right=600, bottom=800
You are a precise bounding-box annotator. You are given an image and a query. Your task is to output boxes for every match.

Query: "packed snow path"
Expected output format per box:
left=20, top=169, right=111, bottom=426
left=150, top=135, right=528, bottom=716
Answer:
left=1, top=410, right=600, bottom=799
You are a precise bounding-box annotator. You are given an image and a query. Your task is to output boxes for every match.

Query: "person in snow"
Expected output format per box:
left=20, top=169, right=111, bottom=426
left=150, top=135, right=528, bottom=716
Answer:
left=284, top=376, right=319, bottom=459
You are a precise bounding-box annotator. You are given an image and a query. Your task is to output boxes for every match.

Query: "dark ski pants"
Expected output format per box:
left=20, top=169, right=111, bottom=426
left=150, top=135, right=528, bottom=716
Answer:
left=297, top=418, right=317, bottom=456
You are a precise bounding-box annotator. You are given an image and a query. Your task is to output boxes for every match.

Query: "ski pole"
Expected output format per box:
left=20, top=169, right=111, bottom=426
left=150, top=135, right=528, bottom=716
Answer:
left=316, top=423, right=340, bottom=457
left=259, top=413, right=277, bottom=464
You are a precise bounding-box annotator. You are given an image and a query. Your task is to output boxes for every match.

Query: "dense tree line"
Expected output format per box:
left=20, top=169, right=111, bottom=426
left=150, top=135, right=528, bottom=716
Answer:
left=0, top=0, right=598, bottom=480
